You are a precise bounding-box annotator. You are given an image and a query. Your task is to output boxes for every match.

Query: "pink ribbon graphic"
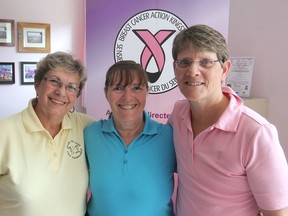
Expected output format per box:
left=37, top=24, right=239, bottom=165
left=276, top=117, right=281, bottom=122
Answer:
left=133, top=29, right=175, bottom=83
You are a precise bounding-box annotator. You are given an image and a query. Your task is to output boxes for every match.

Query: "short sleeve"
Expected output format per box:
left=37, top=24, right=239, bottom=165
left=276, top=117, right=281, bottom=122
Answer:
left=246, top=123, right=288, bottom=210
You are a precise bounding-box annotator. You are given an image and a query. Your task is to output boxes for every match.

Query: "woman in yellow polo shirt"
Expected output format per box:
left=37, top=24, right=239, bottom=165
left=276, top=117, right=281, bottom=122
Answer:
left=0, top=51, right=94, bottom=216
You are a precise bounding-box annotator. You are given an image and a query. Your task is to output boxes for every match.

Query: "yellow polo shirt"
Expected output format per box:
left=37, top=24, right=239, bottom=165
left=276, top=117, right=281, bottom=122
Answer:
left=0, top=99, right=94, bottom=216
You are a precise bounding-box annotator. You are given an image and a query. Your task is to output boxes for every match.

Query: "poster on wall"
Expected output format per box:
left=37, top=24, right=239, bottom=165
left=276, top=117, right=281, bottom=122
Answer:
left=86, top=0, right=230, bottom=123
left=226, top=57, right=255, bottom=98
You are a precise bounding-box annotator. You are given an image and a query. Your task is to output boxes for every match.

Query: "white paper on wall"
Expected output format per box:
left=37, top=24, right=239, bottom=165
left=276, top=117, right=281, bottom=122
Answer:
left=226, top=57, right=255, bottom=98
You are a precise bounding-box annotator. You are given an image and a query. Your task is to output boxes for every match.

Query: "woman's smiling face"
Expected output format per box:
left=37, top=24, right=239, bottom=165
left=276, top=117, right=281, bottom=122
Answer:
left=174, top=49, right=230, bottom=103
left=106, top=71, right=148, bottom=124
left=34, top=69, right=80, bottom=119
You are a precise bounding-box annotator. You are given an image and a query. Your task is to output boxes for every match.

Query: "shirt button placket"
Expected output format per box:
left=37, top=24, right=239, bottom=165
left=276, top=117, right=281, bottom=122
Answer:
left=123, top=149, right=129, bottom=174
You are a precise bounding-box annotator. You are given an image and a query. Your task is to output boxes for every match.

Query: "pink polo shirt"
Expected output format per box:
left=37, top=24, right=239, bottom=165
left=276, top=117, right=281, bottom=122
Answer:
left=169, top=87, right=288, bottom=216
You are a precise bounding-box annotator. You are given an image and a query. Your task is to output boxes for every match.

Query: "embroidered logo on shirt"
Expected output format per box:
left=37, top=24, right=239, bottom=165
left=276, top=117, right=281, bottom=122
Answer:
left=67, top=140, right=82, bottom=159
left=217, top=151, right=223, bottom=161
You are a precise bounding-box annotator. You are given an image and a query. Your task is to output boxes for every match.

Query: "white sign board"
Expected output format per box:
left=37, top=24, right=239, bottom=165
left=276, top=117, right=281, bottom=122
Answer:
left=226, top=57, right=255, bottom=98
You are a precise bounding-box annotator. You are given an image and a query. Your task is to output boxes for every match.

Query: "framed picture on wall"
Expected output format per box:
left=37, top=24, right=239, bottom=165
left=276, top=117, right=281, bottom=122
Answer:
left=17, top=22, right=51, bottom=53
left=0, top=19, right=15, bottom=46
left=0, top=62, right=15, bottom=84
left=20, top=62, right=37, bottom=85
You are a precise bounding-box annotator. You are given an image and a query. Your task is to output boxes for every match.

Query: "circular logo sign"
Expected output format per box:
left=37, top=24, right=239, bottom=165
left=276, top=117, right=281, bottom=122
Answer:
left=114, top=9, right=187, bottom=94
left=67, top=140, right=82, bottom=159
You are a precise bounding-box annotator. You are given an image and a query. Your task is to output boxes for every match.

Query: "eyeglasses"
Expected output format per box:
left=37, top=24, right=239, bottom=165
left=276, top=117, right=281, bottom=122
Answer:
left=174, top=58, right=221, bottom=69
left=42, top=76, right=79, bottom=95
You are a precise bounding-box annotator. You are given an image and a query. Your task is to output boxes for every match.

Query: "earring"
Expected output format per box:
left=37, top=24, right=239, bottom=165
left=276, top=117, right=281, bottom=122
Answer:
left=69, top=106, right=75, bottom=113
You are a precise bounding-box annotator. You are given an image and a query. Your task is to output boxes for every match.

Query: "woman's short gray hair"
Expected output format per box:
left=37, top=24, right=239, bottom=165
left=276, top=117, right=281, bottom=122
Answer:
left=172, top=24, right=229, bottom=63
left=34, top=51, right=87, bottom=97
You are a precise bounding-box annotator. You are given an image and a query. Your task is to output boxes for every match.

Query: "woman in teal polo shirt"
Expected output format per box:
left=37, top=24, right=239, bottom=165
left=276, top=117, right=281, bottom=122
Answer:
left=84, top=60, right=176, bottom=216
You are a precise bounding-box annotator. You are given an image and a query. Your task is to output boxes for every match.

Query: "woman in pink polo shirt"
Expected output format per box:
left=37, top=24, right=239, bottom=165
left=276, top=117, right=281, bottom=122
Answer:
left=168, top=24, right=288, bottom=216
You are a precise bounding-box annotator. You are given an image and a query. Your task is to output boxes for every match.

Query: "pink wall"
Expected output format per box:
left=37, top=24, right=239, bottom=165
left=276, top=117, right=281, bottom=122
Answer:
left=228, top=0, right=288, bottom=159
left=0, top=0, right=86, bottom=118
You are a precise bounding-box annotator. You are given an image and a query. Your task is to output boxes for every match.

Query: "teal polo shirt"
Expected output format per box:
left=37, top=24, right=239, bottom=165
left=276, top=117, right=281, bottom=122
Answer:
left=84, top=111, right=176, bottom=216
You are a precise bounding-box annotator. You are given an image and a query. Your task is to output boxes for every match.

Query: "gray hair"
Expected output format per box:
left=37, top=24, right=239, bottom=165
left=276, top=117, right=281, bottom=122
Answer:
left=34, top=51, right=87, bottom=97
left=172, top=24, right=229, bottom=63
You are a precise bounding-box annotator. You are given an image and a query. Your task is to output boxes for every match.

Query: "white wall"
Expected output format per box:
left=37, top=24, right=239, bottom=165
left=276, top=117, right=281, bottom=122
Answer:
left=0, top=0, right=86, bottom=118
left=228, top=0, right=288, bottom=158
